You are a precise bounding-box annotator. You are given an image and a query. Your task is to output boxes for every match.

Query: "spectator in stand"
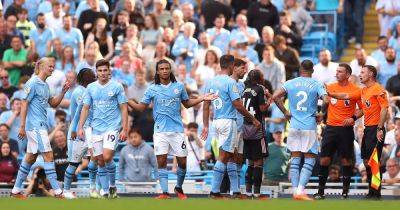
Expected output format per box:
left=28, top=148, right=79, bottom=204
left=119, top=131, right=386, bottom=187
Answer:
left=25, top=167, right=54, bottom=197
left=247, top=0, right=279, bottom=35
left=37, top=0, right=53, bottom=15
left=255, top=26, right=275, bottom=61
left=122, top=0, right=145, bottom=30
left=194, top=32, right=221, bottom=71
left=327, top=165, right=341, bottom=183
left=177, top=64, right=197, bottom=91
left=86, top=41, right=103, bottom=60
left=0, top=124, right=19, bottom=158
left=274, top=11, right=302, bottom=53
left=385, top=113, right=400, bottom=148
left=2, top=36, right=27, bottom=87
left=127, top=70, right=148, bottom=101
left=4, top=0, right=24, bottom=19
left=153, top=0, right=171, bottom=28
left=181, top=3, right=200, bottom=38
left=118, top=128, right=157, bottom=182
left=195, top=49, right=220, bottom=89
left=0, top=98, right=21, bottom=144
left=112, top=42, right=143, bottom=72
left=77, top=0, right=108, bottom=41
left=55, top=46, right=76, bottom=74
left=349, top=48, right=378, bottom=76
left=171, top=9, right=185, bottom=39
left=230, top=14, right=260, bottom=49
left=24, top=0, right=42, bottom=22
left=285, top=0, right=313, bottom=37
left=145, top=41, right=176, bottom=81
left=387, top=62, right=400, bottom=109
left=29, top=13, right=54, bottom=59
left=389, top=22, right=400, bottom=60
left=0, top=142, right=18, bottom=183
left=0, top=19, right=8, bottom=59
left=388, top=128, right=400, bottom=160
left=162, top=27, right=175, bottom=59
left=4, top=14, right=25, bottom=50
left=185, top=122, right=204, bottom=172
left=201, top=0, right=232, bottom=29
left=274, top=34, right=300, bottom=80
left=312, top=49, right=338, bottom=84
left=85, top=17, right=114, bottom=61
left=75, top=49, right=97, bottom=73
left=231, top=37, right=260, bottom=66
left=376, top=0, right=400, bottom=36
left=371, top=36, right=388, bottom=65
left=111, top=10, right=130, bottom=47
left=0, top=93, right=8, bottom=114
left=263, top=129, right=290, bottom=185
left=377, top=47, right=397, bottom=86
left=56, top=15, right=84, bottom=61
left=344, top=0, right=365, bottom=47
left=257, top=45, right=285, bottom=91
left=382, top=158, right=400, bottom=185
left=172, top=22, right=198, bottom=73
left=115, top=24, right=142, bottom=57
left=51, top=130, right=68, bottom=181
left=0, top=70, right=18, bottom=98
left=206, top=14, right=230, bottom=55
left=16, top=8, right=35, bottom=48
left=44, top=1, right=64, bottom=31
left=74, top=0, right=109, bottom=20
left=49, top=38, right=63, bottom=61
left=140, top=13, right=163, bottom=61
left=113, top=60, right=135, bottom=87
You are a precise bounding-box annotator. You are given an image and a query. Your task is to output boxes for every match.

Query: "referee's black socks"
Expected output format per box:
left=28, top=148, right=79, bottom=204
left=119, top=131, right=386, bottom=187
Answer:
left=317, top=166, right=329, bottom=195
left=245, top=165, right=254, bottom=194
left=253, top=166, right=263, bottom=195
left=342, top=166, right=352, bottom=194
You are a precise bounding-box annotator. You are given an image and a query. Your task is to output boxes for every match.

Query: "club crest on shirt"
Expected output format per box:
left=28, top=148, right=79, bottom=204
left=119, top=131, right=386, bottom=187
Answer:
left=108, top=91, right=114, bottom=97
left=330, top=98, right=337, bottom=105
left=174, top=88, right=180, bottom=94
left=24, top=86, right=30, bottom=94
left=233, top=85, right=239, bottom=93
left=344, top=100, right=350, bottom=107
left=365, top=99, right=371, bottom=108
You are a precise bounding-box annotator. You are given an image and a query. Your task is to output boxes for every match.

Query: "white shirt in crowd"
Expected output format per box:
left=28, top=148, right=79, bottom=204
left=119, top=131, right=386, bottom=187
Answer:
left=46, top=69, right=66, bottom=96
left=185, top=137, right=204, bottom=172
left=349, top=56, right=379, bottom=76
left=45, top=11, right=65, bottom=31
left=312, top=61, right=338, bottom=84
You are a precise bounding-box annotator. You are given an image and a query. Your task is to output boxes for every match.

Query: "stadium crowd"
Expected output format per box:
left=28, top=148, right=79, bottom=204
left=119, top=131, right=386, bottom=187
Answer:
left=0, top=0, right=400, bottom=197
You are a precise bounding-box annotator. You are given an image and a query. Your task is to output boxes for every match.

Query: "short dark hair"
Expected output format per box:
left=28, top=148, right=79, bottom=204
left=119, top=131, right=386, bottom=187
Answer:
left=338, top=63, right=352, bottom=75
left=96, top=59, right=110, bottom=69
left=18, top=8, right=28, bottom=14
left=220, top=54, right=234, bottom=69
left=187, top=122, right=198, bottom=129
left=300, top=60, right=314, bottom=72
left=11, top=35, right=21, bottom=42
left=0, top=123, right=10, bottom=130
left=55, top=109, right=67, bottom=118
left=273, top=35, right=286, bottom=46
left=377, top=35, right=387, bottom=42
left=216, top=14, right=225, bottom=19
left=37, top=13, right=45, bottom=19
left=363, top=65, right=377, bottom=78
left=129, top=128, right=142, bottom=136
left=233, top=58, right=246, bottom=67
left=245, top=69, right=264, bottom=86
left=77, top=68, right=96, bottom=87
left=279, top=10, right=290, bottom=17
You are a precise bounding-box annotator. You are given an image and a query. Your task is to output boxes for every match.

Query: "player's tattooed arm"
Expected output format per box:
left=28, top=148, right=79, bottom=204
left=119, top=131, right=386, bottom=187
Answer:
left=182, top=93, right=218, bottom=108
left=272, top=88, right=291, bottom=121
left=17, top=100, right=28, bottom=139
left=201, top=100, right=211, bottom=140
left=127, top=99, right=148, bottom=112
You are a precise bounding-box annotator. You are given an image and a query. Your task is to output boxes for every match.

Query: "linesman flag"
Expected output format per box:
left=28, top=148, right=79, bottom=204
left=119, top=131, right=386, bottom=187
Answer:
left=368, top=147, right=381, bottom=190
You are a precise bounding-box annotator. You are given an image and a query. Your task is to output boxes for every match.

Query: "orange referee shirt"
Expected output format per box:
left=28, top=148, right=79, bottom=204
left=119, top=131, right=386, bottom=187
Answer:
left=326, top=82, right=361, bottom=126
left=360, top=83, right=389, bottom=126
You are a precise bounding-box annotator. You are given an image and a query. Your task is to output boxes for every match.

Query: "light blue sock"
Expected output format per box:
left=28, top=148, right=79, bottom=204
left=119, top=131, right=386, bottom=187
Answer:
left=298, top=157, right=316, bottom=192
left=44, top=162, right=61, bottom=194
left=98, top=166, right=109, bottom=194
left=237, top=164, right=242, bottom=190
left=176, top=167, right=186, bottom=189
left=88, top=161, right=98, bottom=190
left=290, top=157, right=301, bottom=190
left=211, top=161, right=226, bottom=193
left=96, top=174, right=101, bottom=191
left=227, top=162, right=239, bottom=193
left=12, top=161, right=32, bottom=192
left=158, top=168, right=169, bottom=193
left=63, top=164, right=77, bottom=190
left=106, top=161, right=116, bottom=187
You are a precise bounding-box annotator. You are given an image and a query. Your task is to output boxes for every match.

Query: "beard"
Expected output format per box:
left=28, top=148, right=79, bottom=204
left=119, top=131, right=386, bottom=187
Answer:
left=386, top=57, right=396, bottom=63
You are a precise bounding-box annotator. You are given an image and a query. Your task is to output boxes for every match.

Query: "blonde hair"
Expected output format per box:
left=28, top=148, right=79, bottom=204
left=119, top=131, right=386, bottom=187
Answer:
left=34, top=57, right=51, bottom=75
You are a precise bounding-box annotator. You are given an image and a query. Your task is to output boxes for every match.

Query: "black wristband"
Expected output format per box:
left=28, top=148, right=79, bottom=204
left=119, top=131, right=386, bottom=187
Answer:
left=351, top=115, right=357, bottom=121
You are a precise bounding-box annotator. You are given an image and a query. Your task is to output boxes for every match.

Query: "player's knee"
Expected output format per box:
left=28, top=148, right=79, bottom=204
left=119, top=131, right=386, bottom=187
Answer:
left=24, top=153, right=37, bottom=164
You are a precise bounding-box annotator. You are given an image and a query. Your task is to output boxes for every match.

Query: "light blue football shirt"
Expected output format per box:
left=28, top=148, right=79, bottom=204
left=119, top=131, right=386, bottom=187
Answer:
left=282, top=77, right=326, bottom=130
left=205, top=75, right=240, bottom=120
left=236, top=81, right=245, bottom=131
left=141, top=81, right=189, bottom=133
left=22, top=76, right=50, bottom=131
left=68, top=85, right=93, bottom=139
left=83, top=80, right=127, bottom=135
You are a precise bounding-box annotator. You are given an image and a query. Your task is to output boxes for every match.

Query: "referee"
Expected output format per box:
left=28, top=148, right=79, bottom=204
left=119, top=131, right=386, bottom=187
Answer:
left=314, top=64, right=361, bottom=200
left=328, top=65, right=389, bottom=200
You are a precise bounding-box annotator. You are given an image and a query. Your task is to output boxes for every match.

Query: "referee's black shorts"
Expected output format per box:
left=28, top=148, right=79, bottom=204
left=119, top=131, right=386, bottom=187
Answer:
left=361, top=125, right=385, bottom=160
left=320, top=125, right=355, bottom=159
left=244, top=138, right=268, bottom=161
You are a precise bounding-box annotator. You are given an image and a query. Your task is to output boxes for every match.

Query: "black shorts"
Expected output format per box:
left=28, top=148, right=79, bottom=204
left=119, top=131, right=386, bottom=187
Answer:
left=320, top=125, right=355, bottom=159
left=361, top=126, right=384, bottom=160
left=244, top=138, right=267, bottom=161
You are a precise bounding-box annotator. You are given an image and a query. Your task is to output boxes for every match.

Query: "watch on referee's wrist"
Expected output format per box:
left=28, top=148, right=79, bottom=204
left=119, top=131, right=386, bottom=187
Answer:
left=351, top=115, right=357, bottom=121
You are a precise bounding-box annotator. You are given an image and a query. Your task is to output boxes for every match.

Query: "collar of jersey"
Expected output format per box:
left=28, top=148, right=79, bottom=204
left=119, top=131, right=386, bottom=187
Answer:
left=160, top=82, right=172, bottom=88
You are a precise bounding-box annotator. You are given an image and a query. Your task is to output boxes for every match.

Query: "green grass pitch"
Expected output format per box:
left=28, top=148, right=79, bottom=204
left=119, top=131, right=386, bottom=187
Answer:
left=1, top=198, right=400, bottom=210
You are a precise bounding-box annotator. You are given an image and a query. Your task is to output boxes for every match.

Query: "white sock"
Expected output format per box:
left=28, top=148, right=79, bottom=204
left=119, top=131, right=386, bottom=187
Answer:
left=11, top=187, right=21, bottom=194
left=296, top=185, right=305, bottom=195
left=54, top=189, right=63, bottom=195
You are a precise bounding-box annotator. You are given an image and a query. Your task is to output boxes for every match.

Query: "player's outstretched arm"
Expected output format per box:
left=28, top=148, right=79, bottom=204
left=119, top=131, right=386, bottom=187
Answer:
left=77, top=104, right=90, bottom=139
left=232, top=99, right=261, bottom=129
left=182, top=93, right=218, bottom=108
left=201, top=100, right=211, bottom=140
left=127, top=99, right=148, bottom=112
left=120, top=103, right=129, bottom=141
left=49, top=81, right=71, bottom=108
left=17, top=100, right=28, bottom=140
